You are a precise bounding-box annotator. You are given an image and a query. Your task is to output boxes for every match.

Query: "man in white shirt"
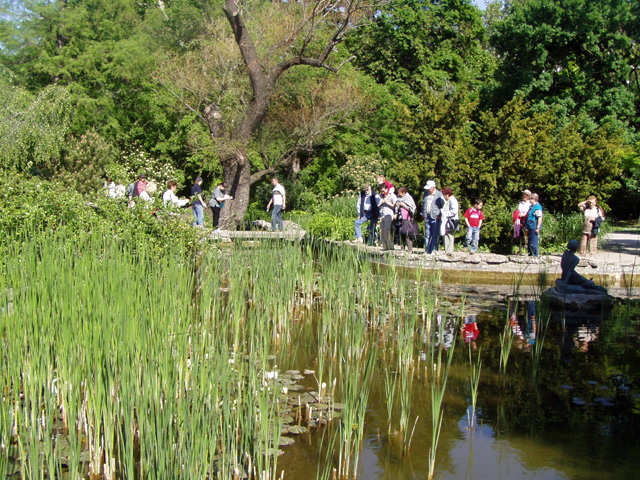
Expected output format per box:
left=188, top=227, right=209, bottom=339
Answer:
left=162, top=181, right=189, bottom=208
left=266, top=177, right=286, bottom=231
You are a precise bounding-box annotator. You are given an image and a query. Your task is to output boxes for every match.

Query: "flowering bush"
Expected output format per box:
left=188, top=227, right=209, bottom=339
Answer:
left=338, top=154, right=387, bottom=193
left=107, top=146, right=186, bottom=189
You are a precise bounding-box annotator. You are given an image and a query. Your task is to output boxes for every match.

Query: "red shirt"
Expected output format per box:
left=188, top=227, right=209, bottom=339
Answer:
left=464, top=207, right=484, bottom=228
left=463, top=322, right=479, bottom=343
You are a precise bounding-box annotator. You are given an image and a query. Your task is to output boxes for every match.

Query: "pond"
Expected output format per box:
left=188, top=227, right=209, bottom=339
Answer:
left=278, top=298, right=640, bottom=480
left=1, top=237, right=639, bottom=479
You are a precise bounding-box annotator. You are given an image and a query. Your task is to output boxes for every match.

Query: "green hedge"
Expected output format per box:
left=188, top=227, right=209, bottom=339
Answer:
left=0, top=171, right=197, bottom=256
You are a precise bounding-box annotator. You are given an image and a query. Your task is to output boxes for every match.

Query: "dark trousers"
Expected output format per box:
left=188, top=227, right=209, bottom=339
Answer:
left=367, top=215, right=378, bottom=245
left=528, top=228, right=539, bottom=256
left=211, top=206, right=221, bottom=228
left=425, top=217, right=440, bottom=253
left=271, top=205, right=283, bottom=231
left=381, top=215, right=394, bottom=250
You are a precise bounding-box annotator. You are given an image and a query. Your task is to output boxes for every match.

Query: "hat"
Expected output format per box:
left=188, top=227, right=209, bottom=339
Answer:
left=522, top=189, right=532, bottom=196
left=567, top=240, right=579, bottom=251
left=424, top=180, right=436, bottom=190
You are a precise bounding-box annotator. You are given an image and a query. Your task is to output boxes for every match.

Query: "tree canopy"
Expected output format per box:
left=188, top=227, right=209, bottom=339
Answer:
left=1, top=0, right=638, bottom=220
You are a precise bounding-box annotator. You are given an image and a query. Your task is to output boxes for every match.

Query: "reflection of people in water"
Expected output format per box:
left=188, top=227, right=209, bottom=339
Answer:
left=508, top=300, right=537, bottom=352
left=435, top=314, right=456, bottom=350
left=573, top=325, right=599, bottom=352
left=461, top=314, right=479, bottom=349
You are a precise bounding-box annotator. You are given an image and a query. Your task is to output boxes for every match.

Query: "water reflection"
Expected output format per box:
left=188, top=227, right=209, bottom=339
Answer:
left=462, top=315, right=479, bottom=349
left=509, top=300, right=538, bottom=351
left=437, top=412, right=570, bottom=480
left=279, top=292, right=640, bottom=480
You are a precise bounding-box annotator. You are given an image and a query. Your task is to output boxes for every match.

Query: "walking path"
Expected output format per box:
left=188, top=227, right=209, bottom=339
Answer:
left=334, top=227, right=640, bottom=292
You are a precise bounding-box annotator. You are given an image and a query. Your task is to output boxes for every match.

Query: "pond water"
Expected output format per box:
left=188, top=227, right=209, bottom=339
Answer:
left=278, top=295, right=640, bottom=480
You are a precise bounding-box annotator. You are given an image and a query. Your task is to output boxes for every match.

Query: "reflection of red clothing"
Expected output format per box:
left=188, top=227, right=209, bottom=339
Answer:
left=463, top=322, right=479, bottom=343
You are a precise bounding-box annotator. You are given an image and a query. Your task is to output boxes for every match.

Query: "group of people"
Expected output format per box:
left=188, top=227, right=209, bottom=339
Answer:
left=354, top=177, right=547, bottom=257
left=105, top=174, right=233, bottom=228
left=354, top=176, right=489, bottom=254
left=107, top=174, right=290, bottom=231
left=356, top=178, right=605, bottom=257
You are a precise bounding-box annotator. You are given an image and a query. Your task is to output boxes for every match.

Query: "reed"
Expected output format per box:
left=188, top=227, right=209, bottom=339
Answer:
left=427, top=314, right=458, bottom=480
left=1, top=224, right=460, bottom=480
left=466, top=345, right=482, bottom=430
left=499, top=307, right=514, bottom=375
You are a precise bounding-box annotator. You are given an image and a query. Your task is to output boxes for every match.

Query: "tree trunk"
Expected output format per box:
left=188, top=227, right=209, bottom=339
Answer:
left=218, top=154, right=252, bottom=229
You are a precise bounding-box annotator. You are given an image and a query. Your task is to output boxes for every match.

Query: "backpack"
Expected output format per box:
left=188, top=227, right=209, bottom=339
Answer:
left=592, top=213, right=604, bottom=236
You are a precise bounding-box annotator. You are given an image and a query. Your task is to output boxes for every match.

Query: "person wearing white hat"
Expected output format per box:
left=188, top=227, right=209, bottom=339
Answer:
left=422, top=180, right=444, bottom=254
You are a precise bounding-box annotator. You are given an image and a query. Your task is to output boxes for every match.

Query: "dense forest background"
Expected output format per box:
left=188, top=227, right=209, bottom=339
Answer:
left=1, top=0, right=639, bottom=226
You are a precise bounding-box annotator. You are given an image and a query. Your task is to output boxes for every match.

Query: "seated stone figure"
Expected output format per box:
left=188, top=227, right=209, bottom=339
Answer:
left=557, top=240, right=607, bottom=293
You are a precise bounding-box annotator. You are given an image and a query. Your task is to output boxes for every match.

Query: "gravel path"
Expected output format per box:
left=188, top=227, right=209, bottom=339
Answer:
left=598, top=227, right=640, bottom=266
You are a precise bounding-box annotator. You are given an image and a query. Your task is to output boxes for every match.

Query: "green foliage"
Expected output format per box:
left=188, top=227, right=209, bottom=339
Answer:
left=56, top=130, right=119, bottom=193
left=307, top=213, right=353, bottom=241
left=0, top=171, right=196, bottom=255
left=0, top=78, right=71, bottom=171
left=348, top=0, right=495, bottom=94
left=489, top=0, right=640, bottom=133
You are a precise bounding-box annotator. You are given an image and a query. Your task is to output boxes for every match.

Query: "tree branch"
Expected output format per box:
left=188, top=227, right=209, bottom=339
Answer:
left=249, top=146, right=311, bottom=184
left=270, top=1, right=361, bottom=81
left=223, top=0, right=268, bottom=100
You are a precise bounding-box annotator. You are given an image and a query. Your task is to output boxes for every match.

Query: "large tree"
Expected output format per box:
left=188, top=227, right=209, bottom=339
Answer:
left=490, top=0, right=640, bottom=132
left=158, top=0, right=383, bottom=228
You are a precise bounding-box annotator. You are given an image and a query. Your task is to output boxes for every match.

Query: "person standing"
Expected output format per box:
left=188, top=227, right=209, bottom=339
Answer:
left=440, top=187, right=459, bottom=254
left=513, top=190, right=531, bottom=254
left=191, top=177, right=205, bottom=227
left=422, top=180, right=445, bottom=254
left=396, top=187, right=418, bottom=253
left=578, top=195, right=604, bottom=255
left=354, top=186, right=378, bottom=243
left=266, top=177, right=286, bottom=231
left=526, top=193, right=543, bottom=256
left=162, top=180, right=189, bottom=208
left=464, top=200, right=485, bottom=253
left=377, top=174, right=395, bottom=195
left=209, top=182, right=233, bottom=228
left=378, top=184, right=397, bottom=251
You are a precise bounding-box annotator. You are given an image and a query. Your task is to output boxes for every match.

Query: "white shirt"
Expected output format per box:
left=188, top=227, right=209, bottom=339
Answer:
left=162, top=189, right=189, bottom=207
left=517, top=200, right=530, bottom=217
left=378, top=192, right=397, bottom=217
left=272, top=184, right=286, bottom=206
left=444, top=196, right=459, bottom=220
left=425, top=194, right=434, bottom=215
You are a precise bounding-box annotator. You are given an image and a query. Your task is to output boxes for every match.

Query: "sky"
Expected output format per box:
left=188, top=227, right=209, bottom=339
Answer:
left=472, top=0, right=490, bottom=10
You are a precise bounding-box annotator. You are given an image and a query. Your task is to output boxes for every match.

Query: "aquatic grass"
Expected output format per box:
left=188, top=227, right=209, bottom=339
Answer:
left=531, top=301, right=551, bottom=383
left=427, top=314, right=458, bottom=480
left=499, top=305, right=515, bottom=375
left=466, top=345, right=482, bottom=430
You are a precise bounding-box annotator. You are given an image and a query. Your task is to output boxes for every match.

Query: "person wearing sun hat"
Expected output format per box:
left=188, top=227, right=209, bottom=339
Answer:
left=422, top=180, right=444, bottom=254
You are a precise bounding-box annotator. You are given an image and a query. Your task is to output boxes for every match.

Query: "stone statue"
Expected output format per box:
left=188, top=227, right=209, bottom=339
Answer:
left=543, top=240, right=611, bottom=312
left=556, top=240, right=607, bottom=294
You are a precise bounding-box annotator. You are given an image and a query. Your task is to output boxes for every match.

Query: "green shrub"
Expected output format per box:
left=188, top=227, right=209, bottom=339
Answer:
left=312, top=194, right=356, bottom=217
left=308, top=212, right=353, bottom=240
left=0, top=171, right=196, bottom=256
